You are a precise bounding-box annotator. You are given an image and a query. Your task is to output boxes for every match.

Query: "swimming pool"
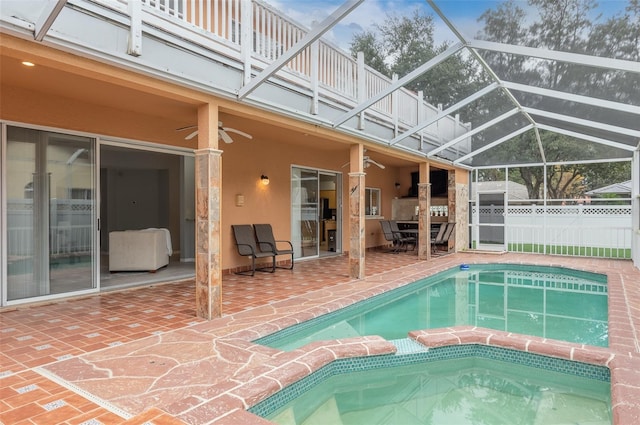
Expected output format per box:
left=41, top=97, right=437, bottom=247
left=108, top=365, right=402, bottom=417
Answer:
left=256, top=264, right=608, bottom=351
left=250, top=345, right=611, bottom=425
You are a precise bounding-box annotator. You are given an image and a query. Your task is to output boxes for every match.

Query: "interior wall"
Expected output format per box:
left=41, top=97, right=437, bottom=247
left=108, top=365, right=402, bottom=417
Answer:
left=107, top=169, right=166, bottom=231
left=100, top=148, right=182, bottom=255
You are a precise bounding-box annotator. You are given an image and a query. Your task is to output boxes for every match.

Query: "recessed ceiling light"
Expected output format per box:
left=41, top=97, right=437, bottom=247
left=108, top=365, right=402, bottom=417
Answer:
left=21, top=61, right=35, bottom=67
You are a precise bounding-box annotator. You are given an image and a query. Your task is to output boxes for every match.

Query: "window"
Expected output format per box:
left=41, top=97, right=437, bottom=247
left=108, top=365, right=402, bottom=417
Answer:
left=365, top=187, right=381, bottom=217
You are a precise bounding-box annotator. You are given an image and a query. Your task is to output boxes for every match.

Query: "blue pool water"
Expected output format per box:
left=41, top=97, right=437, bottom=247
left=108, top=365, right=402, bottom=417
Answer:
left=251, top=345, right=611, bottom=425
left=256, top=264, right=608, bottom=351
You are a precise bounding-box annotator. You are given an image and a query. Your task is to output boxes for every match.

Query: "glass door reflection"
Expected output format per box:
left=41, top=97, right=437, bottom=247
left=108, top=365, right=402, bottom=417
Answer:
left=5, top=126, right=96, bottom=302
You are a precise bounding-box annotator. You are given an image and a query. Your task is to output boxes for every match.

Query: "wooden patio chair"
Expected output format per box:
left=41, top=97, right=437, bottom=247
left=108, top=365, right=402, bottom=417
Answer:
left=231, top=224, right=276, bottom=276
left=254, top=224, right=294, bottom=270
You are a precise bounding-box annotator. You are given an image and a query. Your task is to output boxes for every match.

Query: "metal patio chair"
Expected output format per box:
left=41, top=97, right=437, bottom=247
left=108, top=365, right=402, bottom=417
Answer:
left=231, top=224, right=276, bottom=276
left=254, top=223, right=294, bottom=270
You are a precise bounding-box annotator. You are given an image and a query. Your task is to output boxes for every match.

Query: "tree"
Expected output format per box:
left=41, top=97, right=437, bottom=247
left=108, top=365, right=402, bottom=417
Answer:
left=349, top=8, right=480, bottom=108
left=474, top=0, right=635, bottom=199
left=349, top=30, right=388, bottom=75
left=582, top=162, right=632, bottom=192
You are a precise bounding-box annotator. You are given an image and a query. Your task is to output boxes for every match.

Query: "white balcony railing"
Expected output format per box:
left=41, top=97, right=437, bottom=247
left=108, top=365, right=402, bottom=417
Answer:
left=97, top=0, right=468, bottom=143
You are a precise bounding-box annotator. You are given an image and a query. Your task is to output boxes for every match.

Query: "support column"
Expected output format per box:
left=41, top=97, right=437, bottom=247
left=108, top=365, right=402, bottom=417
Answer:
left=195, top=103, right=222, bottom=319
left=448, top=169, right=457, bottom=252
left=418, top=162, right=431, bottom=260
left=349, top=144, right=365, bottom=279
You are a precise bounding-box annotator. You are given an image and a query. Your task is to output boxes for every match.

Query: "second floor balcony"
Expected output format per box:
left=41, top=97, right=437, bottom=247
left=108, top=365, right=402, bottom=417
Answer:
left=0, top=0, right=472, bottom=162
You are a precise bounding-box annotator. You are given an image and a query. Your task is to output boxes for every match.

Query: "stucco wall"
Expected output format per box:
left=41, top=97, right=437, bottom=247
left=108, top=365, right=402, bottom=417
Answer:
left=1, top=41, right=470, bottom=272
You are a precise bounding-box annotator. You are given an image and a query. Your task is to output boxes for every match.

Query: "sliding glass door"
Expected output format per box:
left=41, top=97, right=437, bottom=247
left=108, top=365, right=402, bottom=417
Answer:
left=4, top=126, right=97, bottom=302
left=292, top=167, right=319, bottom=258
left=291, top=166, right=340, bottom=259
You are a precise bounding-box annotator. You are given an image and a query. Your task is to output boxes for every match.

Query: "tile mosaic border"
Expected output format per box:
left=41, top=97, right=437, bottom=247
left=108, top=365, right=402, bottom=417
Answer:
left=249, top=343, right=610, bottom=419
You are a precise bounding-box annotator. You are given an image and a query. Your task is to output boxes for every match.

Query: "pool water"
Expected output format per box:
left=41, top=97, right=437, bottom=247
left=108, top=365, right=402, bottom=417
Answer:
left=256, top=264, right=608, bottom=351
left=264, top=356, right=611, bottom=425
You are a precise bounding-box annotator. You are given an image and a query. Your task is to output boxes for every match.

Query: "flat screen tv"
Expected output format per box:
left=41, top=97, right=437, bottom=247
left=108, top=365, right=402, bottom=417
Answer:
left=409, top=170, right=448, bottom=197
left=430, top=170, right=448, bottom=197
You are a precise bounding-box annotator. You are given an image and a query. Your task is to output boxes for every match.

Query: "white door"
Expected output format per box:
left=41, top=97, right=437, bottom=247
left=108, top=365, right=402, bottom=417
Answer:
left=475, top=191, right=507, bottom=251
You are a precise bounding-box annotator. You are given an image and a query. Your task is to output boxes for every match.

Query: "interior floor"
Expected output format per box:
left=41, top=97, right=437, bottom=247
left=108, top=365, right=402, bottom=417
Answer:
left=100, top=254, right=195, bottom=291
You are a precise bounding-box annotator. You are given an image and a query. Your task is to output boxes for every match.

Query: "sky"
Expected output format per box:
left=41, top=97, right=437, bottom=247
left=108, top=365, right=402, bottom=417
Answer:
left=263, top=0, right=631, bottom=51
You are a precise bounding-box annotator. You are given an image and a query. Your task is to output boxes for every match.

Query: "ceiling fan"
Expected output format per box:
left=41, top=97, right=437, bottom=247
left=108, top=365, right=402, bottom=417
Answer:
left=342, top=152, right=386, bottom=169
left=363, top=155, right=385, bottom=169
left=176, top=121, right=253, bottom=143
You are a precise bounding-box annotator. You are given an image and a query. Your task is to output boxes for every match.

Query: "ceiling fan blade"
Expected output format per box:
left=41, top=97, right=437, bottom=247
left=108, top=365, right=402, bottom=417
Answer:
left=222, top=127, right=253, bottom=139
left=178, top=122, right=252, bottom=143
left=218, top=129, right=234, bottom=144
left=367, top=159, right=386, bottom=169
left=176, top=125, right=197, bottom=132
left=185, top=130, right=199, bottom=140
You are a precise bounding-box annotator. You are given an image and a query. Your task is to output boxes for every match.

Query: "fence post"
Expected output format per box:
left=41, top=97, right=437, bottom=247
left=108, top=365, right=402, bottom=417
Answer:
left=417, top=90, right=424, bottom=150
left=127, top=0, right=142, bottom=56
left=310, top=40, right=319, bottom=115
left=391, top=73, right=398, bottom=136
left=356, top=52, right=365, bottom=129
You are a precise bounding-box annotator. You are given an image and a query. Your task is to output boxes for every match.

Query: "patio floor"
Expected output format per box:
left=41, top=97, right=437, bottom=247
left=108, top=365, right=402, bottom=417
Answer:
left=1, top=251, right=639, bottom=424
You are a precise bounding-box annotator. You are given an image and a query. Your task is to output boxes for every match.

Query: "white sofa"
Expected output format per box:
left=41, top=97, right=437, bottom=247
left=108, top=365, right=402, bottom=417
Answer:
left=109, top=229, right=172, bottom=272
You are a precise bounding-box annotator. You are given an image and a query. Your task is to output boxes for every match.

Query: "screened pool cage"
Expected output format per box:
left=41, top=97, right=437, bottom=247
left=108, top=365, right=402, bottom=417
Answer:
left=313, top=0, right=640, bottom=264
left=376, top=0, right=640, bottom=265
left=332, top=0, right=639, bottom=265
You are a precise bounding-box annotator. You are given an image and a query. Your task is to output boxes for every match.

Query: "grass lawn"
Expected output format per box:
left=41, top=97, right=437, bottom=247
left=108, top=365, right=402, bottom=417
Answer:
left=507, top=243, right=631, bottom=259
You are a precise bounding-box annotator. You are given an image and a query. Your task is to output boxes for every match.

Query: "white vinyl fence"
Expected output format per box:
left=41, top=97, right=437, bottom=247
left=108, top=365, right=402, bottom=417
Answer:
left=7, top=200, right=93, bottom=258
left=472, top=203, right=632, bottom=259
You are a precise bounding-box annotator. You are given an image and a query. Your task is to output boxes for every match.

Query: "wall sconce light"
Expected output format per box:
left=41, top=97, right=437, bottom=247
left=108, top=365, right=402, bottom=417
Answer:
left=260, top=175, right=270, bottom=186
left=395, top=182, right=401, bottom=190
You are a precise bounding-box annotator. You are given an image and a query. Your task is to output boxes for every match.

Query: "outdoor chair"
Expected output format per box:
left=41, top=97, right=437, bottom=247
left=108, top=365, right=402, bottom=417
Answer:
left=430, top=223, right=447, bottom=253
left=254, top=223, right=294, bottom=270
left=390, top=220, right=417, bottom=250
left=433, top=222, right=456, bottom=253
left=380, top=220, right=413, bottom=253
left=231, top=224, right=276, bottom=276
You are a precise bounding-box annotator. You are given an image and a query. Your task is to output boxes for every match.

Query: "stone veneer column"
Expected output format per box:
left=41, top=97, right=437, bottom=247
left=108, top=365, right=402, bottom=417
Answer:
left=418, top=181, right=431, bottom=260
left=194, top=147, right=222, bottom=319
left=349, top=171, right=366, bottom=279
left=455, top=180, right=469, bottom=251
left=448, top=170, right=458, bottom=253
left=448, top=170, right=456, bottom=224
